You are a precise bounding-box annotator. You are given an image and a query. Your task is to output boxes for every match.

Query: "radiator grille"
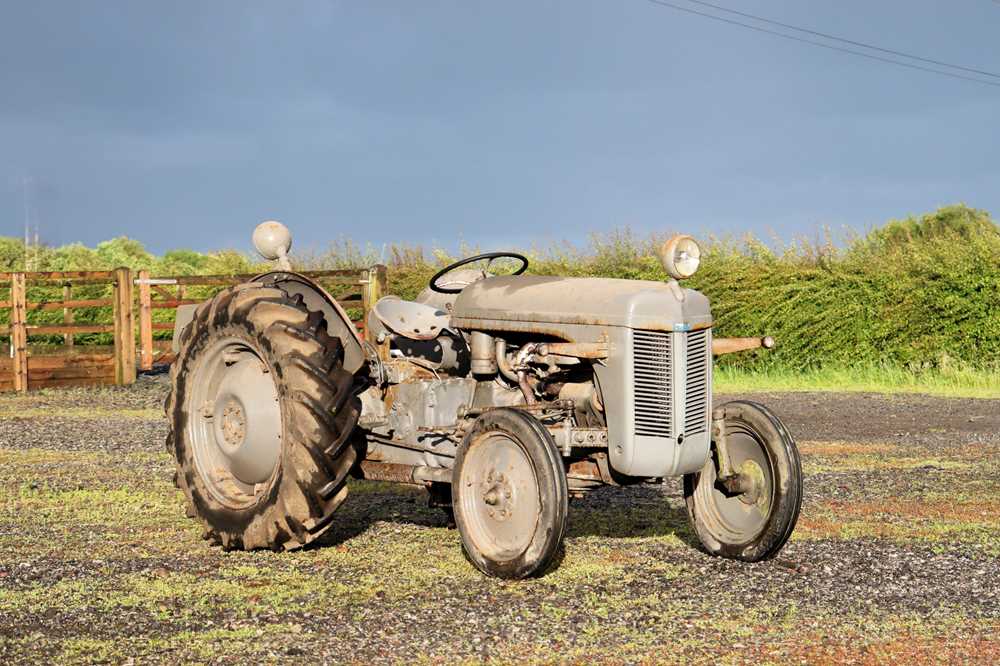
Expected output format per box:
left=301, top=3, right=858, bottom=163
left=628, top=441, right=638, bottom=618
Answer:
left=633, top=330, right=672, bottom=437
left=684, top=328, right=710, bottom=435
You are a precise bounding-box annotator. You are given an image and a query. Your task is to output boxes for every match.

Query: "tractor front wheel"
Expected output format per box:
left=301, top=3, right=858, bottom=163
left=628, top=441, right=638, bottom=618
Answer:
left=452, top=409, right=568, bottom=579
left=684, top=400, right=802, bottom=562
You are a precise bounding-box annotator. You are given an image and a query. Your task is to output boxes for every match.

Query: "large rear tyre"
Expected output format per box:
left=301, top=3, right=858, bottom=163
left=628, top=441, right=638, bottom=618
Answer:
left=684, top=400, right=802, bottom=562
left=452, top=409, right=568, bottom=579
left=166, top=282, right=361, bottom=551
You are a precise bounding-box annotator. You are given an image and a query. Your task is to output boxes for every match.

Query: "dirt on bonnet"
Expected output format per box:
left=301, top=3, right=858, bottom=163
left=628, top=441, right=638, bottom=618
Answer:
left=0, top=378, right=997, bottom=664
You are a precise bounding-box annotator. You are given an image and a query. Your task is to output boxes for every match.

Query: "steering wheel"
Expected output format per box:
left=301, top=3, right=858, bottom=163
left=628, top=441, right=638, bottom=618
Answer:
left=429, top=252, right=529, bottom=294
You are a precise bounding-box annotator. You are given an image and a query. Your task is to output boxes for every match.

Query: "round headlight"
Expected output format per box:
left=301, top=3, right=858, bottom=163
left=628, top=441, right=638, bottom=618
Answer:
left=658, top=235, right=701, bottom=279
left=253, top=220, right=292, bottom=261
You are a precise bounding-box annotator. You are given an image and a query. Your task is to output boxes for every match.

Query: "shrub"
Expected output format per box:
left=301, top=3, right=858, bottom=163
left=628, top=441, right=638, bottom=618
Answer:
left=1, top=204, right=997, bottom=372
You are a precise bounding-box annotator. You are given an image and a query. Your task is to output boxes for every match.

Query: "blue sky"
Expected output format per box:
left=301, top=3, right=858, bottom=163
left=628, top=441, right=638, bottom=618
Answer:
left=1, top=1, right=998, bottom=255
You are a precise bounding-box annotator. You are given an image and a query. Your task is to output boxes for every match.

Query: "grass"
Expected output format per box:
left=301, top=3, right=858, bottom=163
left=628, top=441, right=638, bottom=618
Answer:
left=2, top=388, right=999, bottom=663
left=799, top=497, right=1000, bottom=555
left=0, top=407, right=162, bottom=420
left=715, top=363, right=1000, bottom=398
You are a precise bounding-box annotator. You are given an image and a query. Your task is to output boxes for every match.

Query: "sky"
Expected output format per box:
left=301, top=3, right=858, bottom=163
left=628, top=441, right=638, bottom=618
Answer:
left=1, top=0, right=998, bottom=256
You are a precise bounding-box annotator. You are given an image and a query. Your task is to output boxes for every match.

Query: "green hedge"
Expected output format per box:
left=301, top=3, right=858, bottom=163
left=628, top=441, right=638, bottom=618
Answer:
left=378, top=205, right=1000, bottom=371
left=2, top=204, right=997, bottom=371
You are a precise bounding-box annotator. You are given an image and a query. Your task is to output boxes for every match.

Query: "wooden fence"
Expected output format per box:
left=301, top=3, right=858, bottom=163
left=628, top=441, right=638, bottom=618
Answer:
left=0, top=266, right=386, bottom=393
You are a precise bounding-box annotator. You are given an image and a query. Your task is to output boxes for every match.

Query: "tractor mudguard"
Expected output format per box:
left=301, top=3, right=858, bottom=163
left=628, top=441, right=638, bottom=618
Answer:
left=171, top=271, right=366, bottom=374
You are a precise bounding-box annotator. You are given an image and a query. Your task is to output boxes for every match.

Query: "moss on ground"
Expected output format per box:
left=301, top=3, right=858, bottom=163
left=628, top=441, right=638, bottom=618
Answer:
left=2, top=393, right=999, bottom=663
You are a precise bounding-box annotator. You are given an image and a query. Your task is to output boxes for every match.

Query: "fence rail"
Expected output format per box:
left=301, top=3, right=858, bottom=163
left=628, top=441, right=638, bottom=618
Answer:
left=1, top=266, right=386, bottom=393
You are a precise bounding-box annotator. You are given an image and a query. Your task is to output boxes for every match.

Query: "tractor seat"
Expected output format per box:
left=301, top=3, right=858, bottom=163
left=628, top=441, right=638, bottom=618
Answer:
left=371, top=296, right=451, bottom=341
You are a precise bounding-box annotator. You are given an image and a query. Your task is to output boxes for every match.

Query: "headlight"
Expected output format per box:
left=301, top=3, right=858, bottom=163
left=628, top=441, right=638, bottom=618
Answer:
left=253, top=220, right=292, bottom=261
left=659, top=235, right=701, bottom=279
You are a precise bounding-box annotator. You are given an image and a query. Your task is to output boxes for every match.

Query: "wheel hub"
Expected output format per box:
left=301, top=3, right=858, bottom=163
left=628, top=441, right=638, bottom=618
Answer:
left=220, top=401, right=247, bottom=448
left=696, top=429, right=775, bottom=543
left=481, top=471, right=515, bottom=521
left=737, top=459, right=768, bottom=509
left=459, top=433, right=541, bottom=560
left=188, top=338, right=283, bottom=509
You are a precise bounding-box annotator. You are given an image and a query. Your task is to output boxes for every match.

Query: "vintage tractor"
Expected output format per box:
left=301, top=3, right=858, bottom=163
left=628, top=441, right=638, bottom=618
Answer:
left=166, top=222, right=801, bottom=579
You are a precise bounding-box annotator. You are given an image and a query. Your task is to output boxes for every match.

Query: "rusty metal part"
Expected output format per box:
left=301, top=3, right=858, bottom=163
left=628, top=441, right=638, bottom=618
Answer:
left=711, top=407, right=735, bottom=479
left=493, top=339, right=540, bottom=404
left=734, top=458, right=767, bottom=506
left=366, top=432, right=457, bottom=458
left=474, top=399, right=575, bottom=415
left=711, top=406, right=764, bottom=505
left=594, top=452, right=618, bottom=486
left=557, top=381, right=604, bottom=413
left=383, top=358, right=437, bottom=383
left=495, top=339, right=519, bottom=383
left=415, top=426, right=464, bottom=437
left=712, top=336, right=775, bottom=356
left=362, top=341, right=387, bottom=386
left=566, top=459, right=604, bottom=493
left=548, top=426, right=609, bottom=453
left=517, top=370, right=536, bottom=405
left=358, top=460, right=451, bottom=486
left=565, top=455, right=618, bottom=490
left=466, top=400, right=574, bottom=416
left=220, top=402, right=247, bottom=446
left=718, top=472, right=753, bottom=495
left=567, top=459, right=602, bottom=482
left=537, top=340, right=609, bottom=360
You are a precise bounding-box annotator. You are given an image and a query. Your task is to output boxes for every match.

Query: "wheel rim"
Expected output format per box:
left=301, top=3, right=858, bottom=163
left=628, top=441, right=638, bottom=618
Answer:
left=459, top=433, right=540, bottom=561
left=696, top=424, right=775, bottom=544
left=187, top=336, right=282, bottom=509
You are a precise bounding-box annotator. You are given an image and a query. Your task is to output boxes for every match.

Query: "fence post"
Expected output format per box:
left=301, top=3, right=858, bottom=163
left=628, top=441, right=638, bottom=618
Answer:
left=10, top=273, right=28, bottom=393
left=62, top=283, right=74, bottom=348
left=361, top=264, right=387, bottom=343
left=374, top=264, right=387, bottom=304
left=113, top=267, right=136, bottom=385
left=137, top=269, right=153, bottom=371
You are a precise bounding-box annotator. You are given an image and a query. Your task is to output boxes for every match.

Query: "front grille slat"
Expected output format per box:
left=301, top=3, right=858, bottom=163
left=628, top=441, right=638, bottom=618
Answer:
left=684, top=328, right=710, bottom=435
left=633, top=330, right=671, bottom=437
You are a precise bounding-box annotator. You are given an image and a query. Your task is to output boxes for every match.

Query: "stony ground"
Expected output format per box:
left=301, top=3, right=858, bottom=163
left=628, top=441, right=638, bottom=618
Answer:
left=0, top=379, right=998, bottom=664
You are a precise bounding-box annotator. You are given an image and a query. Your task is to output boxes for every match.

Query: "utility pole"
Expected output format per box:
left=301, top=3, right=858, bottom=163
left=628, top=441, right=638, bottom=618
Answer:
left=22, top=177, right=30, bottom=271
left=21, top=177, right=41, bottom=271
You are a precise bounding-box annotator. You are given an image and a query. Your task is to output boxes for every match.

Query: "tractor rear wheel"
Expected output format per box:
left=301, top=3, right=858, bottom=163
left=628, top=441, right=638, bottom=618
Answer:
left=166, top=282, right=361, bottom=551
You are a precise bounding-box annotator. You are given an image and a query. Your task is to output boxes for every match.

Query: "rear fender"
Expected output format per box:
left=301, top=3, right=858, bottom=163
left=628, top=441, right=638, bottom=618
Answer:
left=252, top=271, right=366, bottom=374
left=170, top=271, right=366, bottom=375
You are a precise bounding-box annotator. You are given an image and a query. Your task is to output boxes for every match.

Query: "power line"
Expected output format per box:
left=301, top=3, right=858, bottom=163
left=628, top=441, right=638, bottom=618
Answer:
left=645, top=0, right=1000, bottom=88
left=683, top=0, right=1000, bottom=79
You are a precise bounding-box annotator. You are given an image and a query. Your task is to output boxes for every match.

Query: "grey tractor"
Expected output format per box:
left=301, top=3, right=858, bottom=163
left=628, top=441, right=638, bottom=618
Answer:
left=166, top=222, right=801, bottom=579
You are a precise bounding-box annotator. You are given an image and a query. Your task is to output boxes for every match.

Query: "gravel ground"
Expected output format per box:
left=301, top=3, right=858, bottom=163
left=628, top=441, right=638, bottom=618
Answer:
left=0, top=379, right=998, bottom=664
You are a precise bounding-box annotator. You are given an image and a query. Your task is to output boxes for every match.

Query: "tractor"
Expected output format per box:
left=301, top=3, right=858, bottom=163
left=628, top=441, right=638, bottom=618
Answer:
left=166, top=221, right=801, bottom=579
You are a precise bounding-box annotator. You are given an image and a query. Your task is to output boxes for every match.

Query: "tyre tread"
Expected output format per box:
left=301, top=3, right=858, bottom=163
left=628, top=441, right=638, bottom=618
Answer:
left=166, top=282, right=361, bottom=551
